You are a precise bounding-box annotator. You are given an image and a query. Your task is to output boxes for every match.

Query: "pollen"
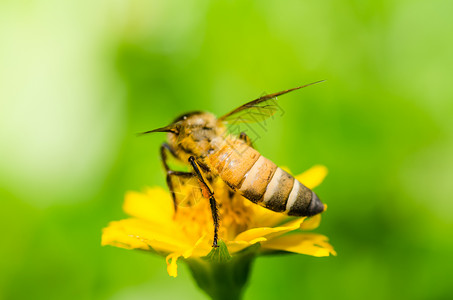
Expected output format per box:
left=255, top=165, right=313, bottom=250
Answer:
left=174, top=178, right=255, bottom=243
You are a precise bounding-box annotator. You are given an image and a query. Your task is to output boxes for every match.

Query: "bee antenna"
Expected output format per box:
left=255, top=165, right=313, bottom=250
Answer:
left=293, top=80, right=326, bottom=90
left=137, top=126, right=176, bottom=136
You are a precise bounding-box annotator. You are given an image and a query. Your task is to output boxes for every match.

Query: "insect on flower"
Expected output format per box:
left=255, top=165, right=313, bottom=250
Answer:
left=141, top=81, right=326, bottom=248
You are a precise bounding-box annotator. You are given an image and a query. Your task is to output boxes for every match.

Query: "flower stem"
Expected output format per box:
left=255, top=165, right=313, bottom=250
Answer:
left=186, top=242, right=259, bottom=300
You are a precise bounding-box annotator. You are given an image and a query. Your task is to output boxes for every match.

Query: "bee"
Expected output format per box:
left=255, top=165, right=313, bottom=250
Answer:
left=141, top=81, right=325, bottom=247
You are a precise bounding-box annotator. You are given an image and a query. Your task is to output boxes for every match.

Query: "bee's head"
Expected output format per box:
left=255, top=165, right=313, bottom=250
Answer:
left=141, top=111, right=225, bottom=157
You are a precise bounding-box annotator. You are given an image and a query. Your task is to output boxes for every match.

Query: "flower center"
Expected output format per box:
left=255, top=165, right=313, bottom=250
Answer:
left=174, top=178, right=254, bottom=242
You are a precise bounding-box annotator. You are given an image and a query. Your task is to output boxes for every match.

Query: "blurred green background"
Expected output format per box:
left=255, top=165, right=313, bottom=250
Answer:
left=1, top=0, right=452, bottom=299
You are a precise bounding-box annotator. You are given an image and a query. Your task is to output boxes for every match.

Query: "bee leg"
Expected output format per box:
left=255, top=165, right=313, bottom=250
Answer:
left=160, top=143, right=193, bottom=211
left=239, top=132, right=253, bottom=147
left=160, top=143, right=178, bottom=172
left=188, top=156, right=219, bottom=248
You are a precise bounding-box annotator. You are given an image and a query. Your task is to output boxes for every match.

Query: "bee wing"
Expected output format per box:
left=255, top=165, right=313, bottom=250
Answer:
left=220, top=102, right=280, bottom=124
left=219, top=81, right=325, bottom=124
left=169, top=173, right=204, bottom=207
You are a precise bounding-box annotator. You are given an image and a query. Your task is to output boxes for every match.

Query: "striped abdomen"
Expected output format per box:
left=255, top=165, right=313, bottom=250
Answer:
left=207, top=139, right=324, bottom=216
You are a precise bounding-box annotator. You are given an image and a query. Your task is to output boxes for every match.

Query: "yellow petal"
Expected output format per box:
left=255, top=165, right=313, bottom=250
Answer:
left=300, top=214, right=322, bottom=230
left=234, top=217, right=306, bottom=244
left=102, top=222, right=150, bottom=250
left=183, top=234, right=212, bottom=258
left=166, top=253, right=181, bottom=277
left=226, top=237, right=267, bottom=253
left=262, top=233, right=336, bottom=257
left=101, top=218, right=192, bottom=254
left=123, top=187, right=174, bottom=223
left=295, top=165, right=328, bottom=189
left=249, top=204, right=288, bottom=228
left=165, top=236, right=214, bottom=277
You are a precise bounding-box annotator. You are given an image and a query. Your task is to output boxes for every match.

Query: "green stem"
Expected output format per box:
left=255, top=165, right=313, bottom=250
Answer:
left=185, top=243, right=259, bottom=300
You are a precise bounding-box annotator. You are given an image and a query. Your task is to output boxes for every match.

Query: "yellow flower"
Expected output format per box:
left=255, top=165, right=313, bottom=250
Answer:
left=101, top=165, right=336, bottom=277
